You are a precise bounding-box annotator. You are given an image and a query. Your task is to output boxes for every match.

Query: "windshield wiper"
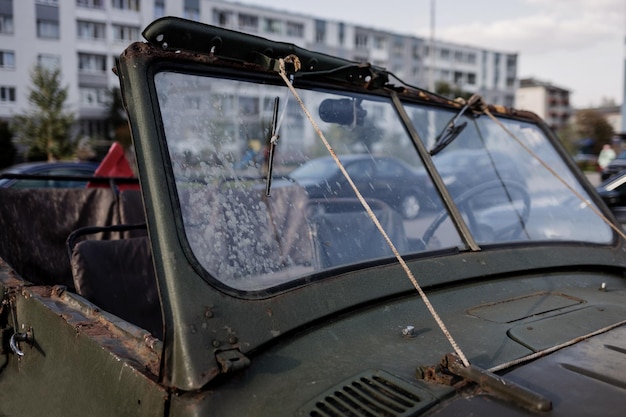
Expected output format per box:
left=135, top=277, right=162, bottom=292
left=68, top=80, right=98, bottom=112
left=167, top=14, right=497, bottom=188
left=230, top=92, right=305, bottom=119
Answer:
left=429, top=95, right=482, bottom=156
left=265, top=96, right=280, bottom=196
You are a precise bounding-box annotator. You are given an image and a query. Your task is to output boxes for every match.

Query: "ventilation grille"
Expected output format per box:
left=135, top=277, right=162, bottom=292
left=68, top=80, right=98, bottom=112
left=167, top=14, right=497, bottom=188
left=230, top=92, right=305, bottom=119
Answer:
left=297, top=370, right=438, bottom=417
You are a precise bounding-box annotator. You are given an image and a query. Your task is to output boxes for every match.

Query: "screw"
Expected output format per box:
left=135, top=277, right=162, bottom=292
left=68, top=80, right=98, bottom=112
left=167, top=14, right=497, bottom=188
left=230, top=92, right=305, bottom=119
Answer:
left=402, top=325, right=416, bottom=338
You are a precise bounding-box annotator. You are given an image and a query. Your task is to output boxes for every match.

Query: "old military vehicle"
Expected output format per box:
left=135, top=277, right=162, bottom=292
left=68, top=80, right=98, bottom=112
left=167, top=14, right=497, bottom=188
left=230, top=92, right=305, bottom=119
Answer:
left=1, top=17, right=625, bottom=416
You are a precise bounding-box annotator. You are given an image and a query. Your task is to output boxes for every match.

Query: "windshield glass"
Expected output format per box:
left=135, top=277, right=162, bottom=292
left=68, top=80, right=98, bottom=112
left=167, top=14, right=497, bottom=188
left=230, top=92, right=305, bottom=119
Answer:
left=155, top=70, right=612, bottom=291
left=407, top=104, right=613, bottom=244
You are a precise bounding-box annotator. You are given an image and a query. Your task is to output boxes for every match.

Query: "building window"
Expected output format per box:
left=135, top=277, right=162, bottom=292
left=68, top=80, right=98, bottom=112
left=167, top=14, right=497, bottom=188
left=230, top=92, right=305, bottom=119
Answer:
left=154, top=0, right=164, bottom=18
left=77, top=0, right=104, bottom=8
left=373, top=36, right=386, bottom=50
left=213, top=9, right=233, bottom=27
left=467, top=73, right=476, bottom=85
left=0, top=13, right=13, bottom=34
left=78, top=53, right=107, bottom=73
left=0, top=50, right=15, bottom=69
left=80, top=119, right=108, bottom=138
left=454, top=51, right=463, bottom=62
left=467, top=53, right=476, bottom=65
left=286, top=21, right=303, bottom=38
left=0, top=86, right=16, bottom=103
left=37, top=20, right=60, bottom=39
left=315, top=20, right=325, bottom=44
left=338, top=22, right=345, bottom=45
left=439, top=48, right=450, bottom=60
left=184, top=96, right=201, bottom=110
left=264, top=18, right=282, bottom=34
left=38, top=53, right=61, bottom=70
left=355, top=33, right=368, bottom=49
left=238, top=14, right=258, bottom=31
left=112, top=24, right=140, bottom=42
left=111, top=0, right=139, bottom=11
left=238, top=96, right=259, bottom=115
left=454, top=71, right=463, bottom=85
left=506, top=77, right=515, bottom=88
left=493, top=53, right=501, bottom=87
left=393, top=42, right=403, bottom=56
left=184, top=0, right=199, bottom=20
left=80, top=87, right=108, bottom=106
left=77, top=20, right=106, bottom=40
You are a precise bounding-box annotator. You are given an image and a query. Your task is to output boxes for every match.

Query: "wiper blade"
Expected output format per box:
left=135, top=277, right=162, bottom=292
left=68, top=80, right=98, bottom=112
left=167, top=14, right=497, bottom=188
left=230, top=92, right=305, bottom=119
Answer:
left=265, top=96, right=280, bottom=196
left=429, top=95, right=482, bottom=156
left=429, top=121, right=467, bottom=156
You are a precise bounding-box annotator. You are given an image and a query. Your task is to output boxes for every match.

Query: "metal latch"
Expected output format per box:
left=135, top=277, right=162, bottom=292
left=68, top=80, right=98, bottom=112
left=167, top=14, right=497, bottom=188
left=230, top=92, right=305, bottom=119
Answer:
left=216, top=349, right=251, bottom=374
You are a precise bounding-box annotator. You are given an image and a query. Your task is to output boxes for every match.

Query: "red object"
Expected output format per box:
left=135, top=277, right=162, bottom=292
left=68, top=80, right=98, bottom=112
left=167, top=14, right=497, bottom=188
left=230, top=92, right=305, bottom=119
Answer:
left=88, top=142, right=139, bottom=190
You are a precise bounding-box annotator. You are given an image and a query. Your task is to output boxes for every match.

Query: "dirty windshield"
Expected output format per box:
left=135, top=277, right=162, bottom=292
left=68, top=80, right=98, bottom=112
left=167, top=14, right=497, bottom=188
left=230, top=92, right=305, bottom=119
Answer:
left=155, top=71, right=612, bottom=291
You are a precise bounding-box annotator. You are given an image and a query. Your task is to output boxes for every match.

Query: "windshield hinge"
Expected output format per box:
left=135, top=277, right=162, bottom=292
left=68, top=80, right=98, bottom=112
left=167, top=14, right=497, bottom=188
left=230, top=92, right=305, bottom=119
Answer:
left=215, top=349, right=251, bottom=374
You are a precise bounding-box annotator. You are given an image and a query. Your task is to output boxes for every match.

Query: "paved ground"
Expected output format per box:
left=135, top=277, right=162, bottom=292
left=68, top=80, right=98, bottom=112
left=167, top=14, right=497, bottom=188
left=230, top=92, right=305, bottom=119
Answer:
left=586, top=172, right=601, bottom=187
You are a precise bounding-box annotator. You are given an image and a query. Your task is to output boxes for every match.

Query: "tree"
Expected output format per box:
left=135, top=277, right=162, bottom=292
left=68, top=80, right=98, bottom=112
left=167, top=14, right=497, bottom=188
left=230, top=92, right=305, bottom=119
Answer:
left=106, top=87, right=131, bottom=147
left=574, top=109, right=614, bottom=155
left=13, top=65, right=75, bottom=161
left=0, top=121, right=16, bottom=169
left=435, top=81, right=473, bottom=101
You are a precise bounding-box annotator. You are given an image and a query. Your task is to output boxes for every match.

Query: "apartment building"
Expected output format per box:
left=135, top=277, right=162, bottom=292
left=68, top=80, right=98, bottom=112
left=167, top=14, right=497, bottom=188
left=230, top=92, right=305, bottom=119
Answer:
left=0, top=0, right=518, bottom=142
left=515, top=78, right=573, bottom=132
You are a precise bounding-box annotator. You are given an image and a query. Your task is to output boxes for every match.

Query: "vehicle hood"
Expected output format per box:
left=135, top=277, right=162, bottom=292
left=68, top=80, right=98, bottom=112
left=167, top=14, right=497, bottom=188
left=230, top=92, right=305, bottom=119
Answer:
left=169, top=273, right=626, bottom=416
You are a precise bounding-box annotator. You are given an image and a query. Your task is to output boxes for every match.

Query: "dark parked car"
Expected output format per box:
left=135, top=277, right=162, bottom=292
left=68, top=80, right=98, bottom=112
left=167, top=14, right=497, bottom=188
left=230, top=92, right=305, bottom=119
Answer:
left=600, top=149, right=626, bottom=180
left=289, top=155, right=427, bottom=219
left=0, top=161, right=99, bottom=188
left=596, top=171, right=626, bottom=225
left=1, top=17, right=625, bottom=417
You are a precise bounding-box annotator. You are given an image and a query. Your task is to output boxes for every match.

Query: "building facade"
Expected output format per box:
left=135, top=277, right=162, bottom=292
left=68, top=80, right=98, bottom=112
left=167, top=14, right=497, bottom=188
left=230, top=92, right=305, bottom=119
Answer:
left=0, top=0, right=518, bottom=144
left=515, top=78, right=573, bottom=132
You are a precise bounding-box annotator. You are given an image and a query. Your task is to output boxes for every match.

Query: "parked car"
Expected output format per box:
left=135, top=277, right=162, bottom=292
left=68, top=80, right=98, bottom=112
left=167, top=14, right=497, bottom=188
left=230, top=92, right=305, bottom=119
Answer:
left=0, top=161, right=99, bottom=188
left=289, top=154, right=428, bottom=219
left=596, top=170, right=626, bottom=225
left=1, top=17, right=625, bottom=417
left=600, top=149, right=626, bottom=180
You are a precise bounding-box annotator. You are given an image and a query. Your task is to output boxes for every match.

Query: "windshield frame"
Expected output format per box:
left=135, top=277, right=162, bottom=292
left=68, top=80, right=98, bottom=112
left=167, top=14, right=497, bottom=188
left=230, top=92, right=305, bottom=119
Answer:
left=116, top=23, right=624, bottom=391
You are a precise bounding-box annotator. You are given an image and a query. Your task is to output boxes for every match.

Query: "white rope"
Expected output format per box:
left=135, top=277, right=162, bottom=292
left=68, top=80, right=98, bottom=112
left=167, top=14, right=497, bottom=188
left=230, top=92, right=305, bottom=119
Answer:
left=488, top=320, right=626, bottom=373
left=276, top=58, right=471, bottom=367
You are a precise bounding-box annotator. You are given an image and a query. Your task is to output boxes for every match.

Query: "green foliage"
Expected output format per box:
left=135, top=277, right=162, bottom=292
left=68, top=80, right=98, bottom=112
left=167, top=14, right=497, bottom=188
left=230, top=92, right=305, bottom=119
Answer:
left=435, top=81, right=473, bottom=101
left=106, top=87, right=131, bottom=147
left=555, top=123, right=579, bottom=155
left=574, top=109, right=614, bottom=154
left=13, top=65, right=75, bottom=161
left=0, top=121, right=16, bottom=169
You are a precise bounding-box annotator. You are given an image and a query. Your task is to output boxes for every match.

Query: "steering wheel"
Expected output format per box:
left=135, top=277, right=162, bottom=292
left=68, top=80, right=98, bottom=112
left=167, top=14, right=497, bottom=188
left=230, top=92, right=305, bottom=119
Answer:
left=422, top=180, right=531, bottom=246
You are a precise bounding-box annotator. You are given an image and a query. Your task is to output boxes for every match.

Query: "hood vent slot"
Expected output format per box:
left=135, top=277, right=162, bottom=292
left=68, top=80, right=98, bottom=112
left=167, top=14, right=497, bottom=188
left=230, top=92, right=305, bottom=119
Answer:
left=297, top=370, right=438, bottom=417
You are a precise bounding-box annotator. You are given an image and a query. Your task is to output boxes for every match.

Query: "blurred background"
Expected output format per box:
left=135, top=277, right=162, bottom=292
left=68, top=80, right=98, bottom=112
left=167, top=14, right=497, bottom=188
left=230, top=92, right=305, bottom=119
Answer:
left=0, top=0, right=623, bottom=175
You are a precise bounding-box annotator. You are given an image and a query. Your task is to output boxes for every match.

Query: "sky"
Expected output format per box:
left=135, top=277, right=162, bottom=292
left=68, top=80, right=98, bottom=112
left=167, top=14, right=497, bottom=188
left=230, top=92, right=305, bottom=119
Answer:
left=230, top=0, right=626, bottom=109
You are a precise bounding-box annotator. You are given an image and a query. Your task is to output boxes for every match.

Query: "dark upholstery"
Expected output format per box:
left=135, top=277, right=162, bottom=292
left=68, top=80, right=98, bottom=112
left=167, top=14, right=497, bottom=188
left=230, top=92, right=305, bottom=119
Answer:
left=118, top=190, right=148, bottom=238
left=0, top=188, right=118, bottom=288
left=70, top=236, right=163, bottom=339
left=309, top=199, right=408, bottom=269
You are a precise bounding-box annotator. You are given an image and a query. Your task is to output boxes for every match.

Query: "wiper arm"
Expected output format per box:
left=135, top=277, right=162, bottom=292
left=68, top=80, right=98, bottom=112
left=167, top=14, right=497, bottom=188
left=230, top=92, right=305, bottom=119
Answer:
left=265, top=96, right=280, bottom=196
left=429, top=95, right=482, bottom=156
left=419, top=353, right=552, bottom=412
